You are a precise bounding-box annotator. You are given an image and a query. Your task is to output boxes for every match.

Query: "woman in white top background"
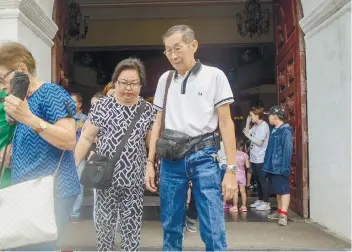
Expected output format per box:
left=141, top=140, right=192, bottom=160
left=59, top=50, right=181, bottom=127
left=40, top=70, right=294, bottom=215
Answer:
left=243, top=107, right=271, bottom=211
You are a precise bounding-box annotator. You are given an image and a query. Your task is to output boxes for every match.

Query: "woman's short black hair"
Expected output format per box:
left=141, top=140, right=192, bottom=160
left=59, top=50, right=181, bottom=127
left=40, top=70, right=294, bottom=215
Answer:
left=111, top=58, right=146, bottom=87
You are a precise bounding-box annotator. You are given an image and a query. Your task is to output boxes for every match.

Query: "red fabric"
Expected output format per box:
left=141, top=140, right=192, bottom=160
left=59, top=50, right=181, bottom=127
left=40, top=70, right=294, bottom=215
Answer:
left=280, top=210, right=288, bottom=216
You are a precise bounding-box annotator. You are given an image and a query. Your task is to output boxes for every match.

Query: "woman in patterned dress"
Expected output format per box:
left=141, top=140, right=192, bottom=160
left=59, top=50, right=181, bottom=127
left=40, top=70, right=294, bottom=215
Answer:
left=75, top=58, right=156, bottom=251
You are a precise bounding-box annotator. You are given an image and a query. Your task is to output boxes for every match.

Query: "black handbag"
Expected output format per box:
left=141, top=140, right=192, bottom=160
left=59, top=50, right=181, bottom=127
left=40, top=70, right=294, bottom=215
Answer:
left=80, top=100, right=147, bottom=189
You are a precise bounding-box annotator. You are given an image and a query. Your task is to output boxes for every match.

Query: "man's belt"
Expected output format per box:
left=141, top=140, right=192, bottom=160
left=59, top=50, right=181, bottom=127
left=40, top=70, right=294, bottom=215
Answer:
left=193, top=139, right=216, bottom=152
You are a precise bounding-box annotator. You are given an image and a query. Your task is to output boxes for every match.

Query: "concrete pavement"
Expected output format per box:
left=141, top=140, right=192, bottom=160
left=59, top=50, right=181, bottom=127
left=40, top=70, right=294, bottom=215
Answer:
left=60, top=219, right=351, bottom=251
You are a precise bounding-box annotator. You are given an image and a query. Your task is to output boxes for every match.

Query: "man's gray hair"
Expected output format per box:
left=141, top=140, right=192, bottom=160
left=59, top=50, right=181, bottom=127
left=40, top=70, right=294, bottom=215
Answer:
left=162, top=25, right=196, bottom=44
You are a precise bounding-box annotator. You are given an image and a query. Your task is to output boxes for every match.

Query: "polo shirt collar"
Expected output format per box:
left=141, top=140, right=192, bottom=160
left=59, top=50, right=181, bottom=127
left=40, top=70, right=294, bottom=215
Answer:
left=174, top=60, right=202, bottom=79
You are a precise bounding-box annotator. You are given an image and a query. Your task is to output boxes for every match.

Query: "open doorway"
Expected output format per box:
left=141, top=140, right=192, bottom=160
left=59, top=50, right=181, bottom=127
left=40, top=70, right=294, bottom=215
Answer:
left=53, top=0, right=308, bottom=218
left=68, top=44, right=276, bottom=135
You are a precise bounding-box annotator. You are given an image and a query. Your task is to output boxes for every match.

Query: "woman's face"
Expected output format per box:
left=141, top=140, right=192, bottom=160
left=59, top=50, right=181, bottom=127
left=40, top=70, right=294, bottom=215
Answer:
left=114, top=69, right=141, bottom=103
left=0, top=66, right=16, bottom=94
left=249, top=112, right=259, bottom=123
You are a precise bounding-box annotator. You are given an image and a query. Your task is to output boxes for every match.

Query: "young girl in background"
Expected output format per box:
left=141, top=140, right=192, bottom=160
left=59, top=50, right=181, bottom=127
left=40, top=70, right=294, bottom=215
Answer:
left=229, top=141, right=250, bottom=213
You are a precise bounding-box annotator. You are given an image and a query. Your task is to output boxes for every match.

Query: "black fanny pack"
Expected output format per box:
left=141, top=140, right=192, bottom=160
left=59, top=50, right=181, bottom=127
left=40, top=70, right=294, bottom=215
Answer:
left=80, top=101, right=146, bottom=189
left=156, top=129, right=214, bottom=160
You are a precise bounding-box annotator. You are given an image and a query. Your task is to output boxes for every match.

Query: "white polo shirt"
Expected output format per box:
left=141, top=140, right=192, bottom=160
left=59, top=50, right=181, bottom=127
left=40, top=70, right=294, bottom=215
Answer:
left=153, top=61, right=234, bottom=137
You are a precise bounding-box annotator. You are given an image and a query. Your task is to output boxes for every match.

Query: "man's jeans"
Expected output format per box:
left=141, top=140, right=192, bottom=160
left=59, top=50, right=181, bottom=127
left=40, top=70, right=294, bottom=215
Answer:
left=71, top=161, right=85, bottom=218
left=160, top=145, right=227, bottom=251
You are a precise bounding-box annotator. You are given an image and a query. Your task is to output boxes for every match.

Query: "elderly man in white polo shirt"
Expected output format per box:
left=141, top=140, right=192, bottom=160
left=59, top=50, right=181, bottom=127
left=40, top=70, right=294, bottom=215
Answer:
left=145, top=25, right=238, bottom=251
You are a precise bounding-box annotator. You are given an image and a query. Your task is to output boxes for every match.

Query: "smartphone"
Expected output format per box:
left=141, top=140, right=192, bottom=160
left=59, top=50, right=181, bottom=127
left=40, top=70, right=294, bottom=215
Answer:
left=6, top=72, right=30, bottom=123
left=9, top=72, right=30, bottom=100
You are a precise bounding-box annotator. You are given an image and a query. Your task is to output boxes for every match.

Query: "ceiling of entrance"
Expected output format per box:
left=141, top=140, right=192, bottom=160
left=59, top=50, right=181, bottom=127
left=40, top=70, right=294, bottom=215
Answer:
left=73, top=0, right=273, bottom=20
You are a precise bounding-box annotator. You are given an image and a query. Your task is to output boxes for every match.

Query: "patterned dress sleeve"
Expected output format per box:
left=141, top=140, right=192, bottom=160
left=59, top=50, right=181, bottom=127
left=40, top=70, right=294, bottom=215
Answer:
left=147, top=103, right=157, bottom=132
left=42, top=84, right=76, bottom=124
left=88, top=97, right=106, bottom=128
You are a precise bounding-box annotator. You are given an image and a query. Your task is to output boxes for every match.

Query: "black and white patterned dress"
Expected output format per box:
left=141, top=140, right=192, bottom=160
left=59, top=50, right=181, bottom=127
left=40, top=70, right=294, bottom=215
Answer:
left=89, top=96, right=156, bottom=251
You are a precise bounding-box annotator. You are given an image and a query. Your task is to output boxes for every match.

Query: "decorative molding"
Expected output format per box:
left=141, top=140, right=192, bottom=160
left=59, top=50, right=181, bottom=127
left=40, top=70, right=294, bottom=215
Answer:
left=77, top=0, right=272, bottom=8
left=300, top=0, right=351, bottom=38
left=0, top=0, right=58, bottom=46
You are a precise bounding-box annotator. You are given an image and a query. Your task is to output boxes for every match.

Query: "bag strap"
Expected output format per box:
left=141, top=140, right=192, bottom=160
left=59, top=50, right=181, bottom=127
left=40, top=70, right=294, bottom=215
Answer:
left=52, top=150, right=66, bottom=178
left=161, top=70, right=174, bottom=132
left=111, top=100, right=147, bottom=164
left=0, top=125, right=16, bottom=185
left=75, top=114, right=86, bottom=133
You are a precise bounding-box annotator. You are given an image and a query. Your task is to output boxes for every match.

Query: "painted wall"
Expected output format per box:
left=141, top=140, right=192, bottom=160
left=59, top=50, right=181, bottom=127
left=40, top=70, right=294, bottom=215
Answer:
left=300, top=0, right=351, bottom=240
left=0, top=0, right=57, bottom=81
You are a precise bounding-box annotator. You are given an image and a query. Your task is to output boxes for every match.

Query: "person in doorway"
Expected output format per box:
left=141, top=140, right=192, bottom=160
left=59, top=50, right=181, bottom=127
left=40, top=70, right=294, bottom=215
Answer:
left=243, top=107, right=270, bottom=211
left=0, top=42, right=80, bottom=249
left=263, top=106, right=293, bottom=226
left=91, top=92, right=104, bottom=106
left=145, top=25, right=237, bottom=251
left=229, top=140, right=250, bottom=213
left=103, top=81, right=115, bottom=96
left=74, top=58, right=156, bottom=251
left=185, top=182, right=198, bottom=233
left=70, top=92, right=87, bottom=223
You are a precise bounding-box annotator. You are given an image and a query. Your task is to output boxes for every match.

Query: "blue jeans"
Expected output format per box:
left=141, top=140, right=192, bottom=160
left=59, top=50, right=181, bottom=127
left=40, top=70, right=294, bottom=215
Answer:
left=71, top=160, right=85, bottom=218
left=160, top=146, right=227, bottom=251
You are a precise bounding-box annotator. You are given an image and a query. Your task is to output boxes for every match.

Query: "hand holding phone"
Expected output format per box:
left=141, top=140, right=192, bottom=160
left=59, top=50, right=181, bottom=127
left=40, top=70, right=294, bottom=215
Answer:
left=6, top=72, right=30, bottom=124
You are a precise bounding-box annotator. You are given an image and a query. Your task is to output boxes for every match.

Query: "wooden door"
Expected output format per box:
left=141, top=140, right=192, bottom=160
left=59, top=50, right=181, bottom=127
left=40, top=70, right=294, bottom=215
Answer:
left=52, top=0, right=69, bottom=89
left=274, top=0, right=309, bottom=217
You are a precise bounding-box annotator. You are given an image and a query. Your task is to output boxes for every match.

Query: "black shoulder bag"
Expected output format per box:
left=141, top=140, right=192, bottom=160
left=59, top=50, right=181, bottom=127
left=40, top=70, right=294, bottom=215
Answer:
left=80, top=100, right=147, bottom=189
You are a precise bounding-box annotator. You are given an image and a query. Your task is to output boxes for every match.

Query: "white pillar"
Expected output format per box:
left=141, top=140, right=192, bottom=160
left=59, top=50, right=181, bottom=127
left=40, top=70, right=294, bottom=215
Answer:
left=0, top=0, right=57, bottom=81
left=300, top=0, right=351, bottom=241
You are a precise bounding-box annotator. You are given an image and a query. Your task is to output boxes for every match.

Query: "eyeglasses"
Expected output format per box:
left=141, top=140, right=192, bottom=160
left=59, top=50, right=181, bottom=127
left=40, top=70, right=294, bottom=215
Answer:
left=0, top=70, right=14, bottom=87
left=117, top=81, right=141, bottom=89
left=163, top=43, right=191, bottom=56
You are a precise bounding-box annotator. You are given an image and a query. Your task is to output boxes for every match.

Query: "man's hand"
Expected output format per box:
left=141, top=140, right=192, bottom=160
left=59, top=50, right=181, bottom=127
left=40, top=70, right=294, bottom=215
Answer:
left=222, top=171, right=237, bottom=202
left=145, top=162, right=157, bottom=192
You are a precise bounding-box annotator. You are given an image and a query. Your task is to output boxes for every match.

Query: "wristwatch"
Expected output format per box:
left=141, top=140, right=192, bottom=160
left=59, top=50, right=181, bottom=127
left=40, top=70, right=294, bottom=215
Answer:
left=226, top=165, right=238, bottom=174
left=34, top=119, right=48, bottom=134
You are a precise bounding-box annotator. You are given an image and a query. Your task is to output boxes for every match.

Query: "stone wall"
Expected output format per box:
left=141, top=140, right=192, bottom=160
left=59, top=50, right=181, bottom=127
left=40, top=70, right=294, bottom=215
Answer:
left=0, top=0, right=57, bottom=81
left=300, top=0, right=351, bottom=240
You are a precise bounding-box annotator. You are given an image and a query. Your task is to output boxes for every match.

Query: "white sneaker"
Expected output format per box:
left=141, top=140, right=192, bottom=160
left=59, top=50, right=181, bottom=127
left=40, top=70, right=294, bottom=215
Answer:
left=250, top=200, right=263, bottom=208
left=256, top=202, right=271, bottom=211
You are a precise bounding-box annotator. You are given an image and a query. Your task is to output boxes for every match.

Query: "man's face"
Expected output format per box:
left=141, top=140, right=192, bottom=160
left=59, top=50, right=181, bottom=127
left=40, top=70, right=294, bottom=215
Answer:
left=164, top=33, right=198, bottom=73
left=71, top=95, right=82, bottom=111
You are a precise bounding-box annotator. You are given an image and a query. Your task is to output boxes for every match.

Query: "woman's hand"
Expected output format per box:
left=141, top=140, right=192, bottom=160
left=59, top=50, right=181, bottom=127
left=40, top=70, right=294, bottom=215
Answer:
left=246, top=115, right=251, bottom=124
left=243, top=128, right=250, bottom=138
left=145, top=161, right=157, bottom=192
left=4, top=95, right=33, bottom=125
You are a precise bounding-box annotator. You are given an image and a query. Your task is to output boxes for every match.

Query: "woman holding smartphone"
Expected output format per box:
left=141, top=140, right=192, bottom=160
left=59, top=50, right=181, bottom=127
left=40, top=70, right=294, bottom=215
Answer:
left=243, top=107, right=270, bottom=211
left=0, top=42, right=80, bottom=250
